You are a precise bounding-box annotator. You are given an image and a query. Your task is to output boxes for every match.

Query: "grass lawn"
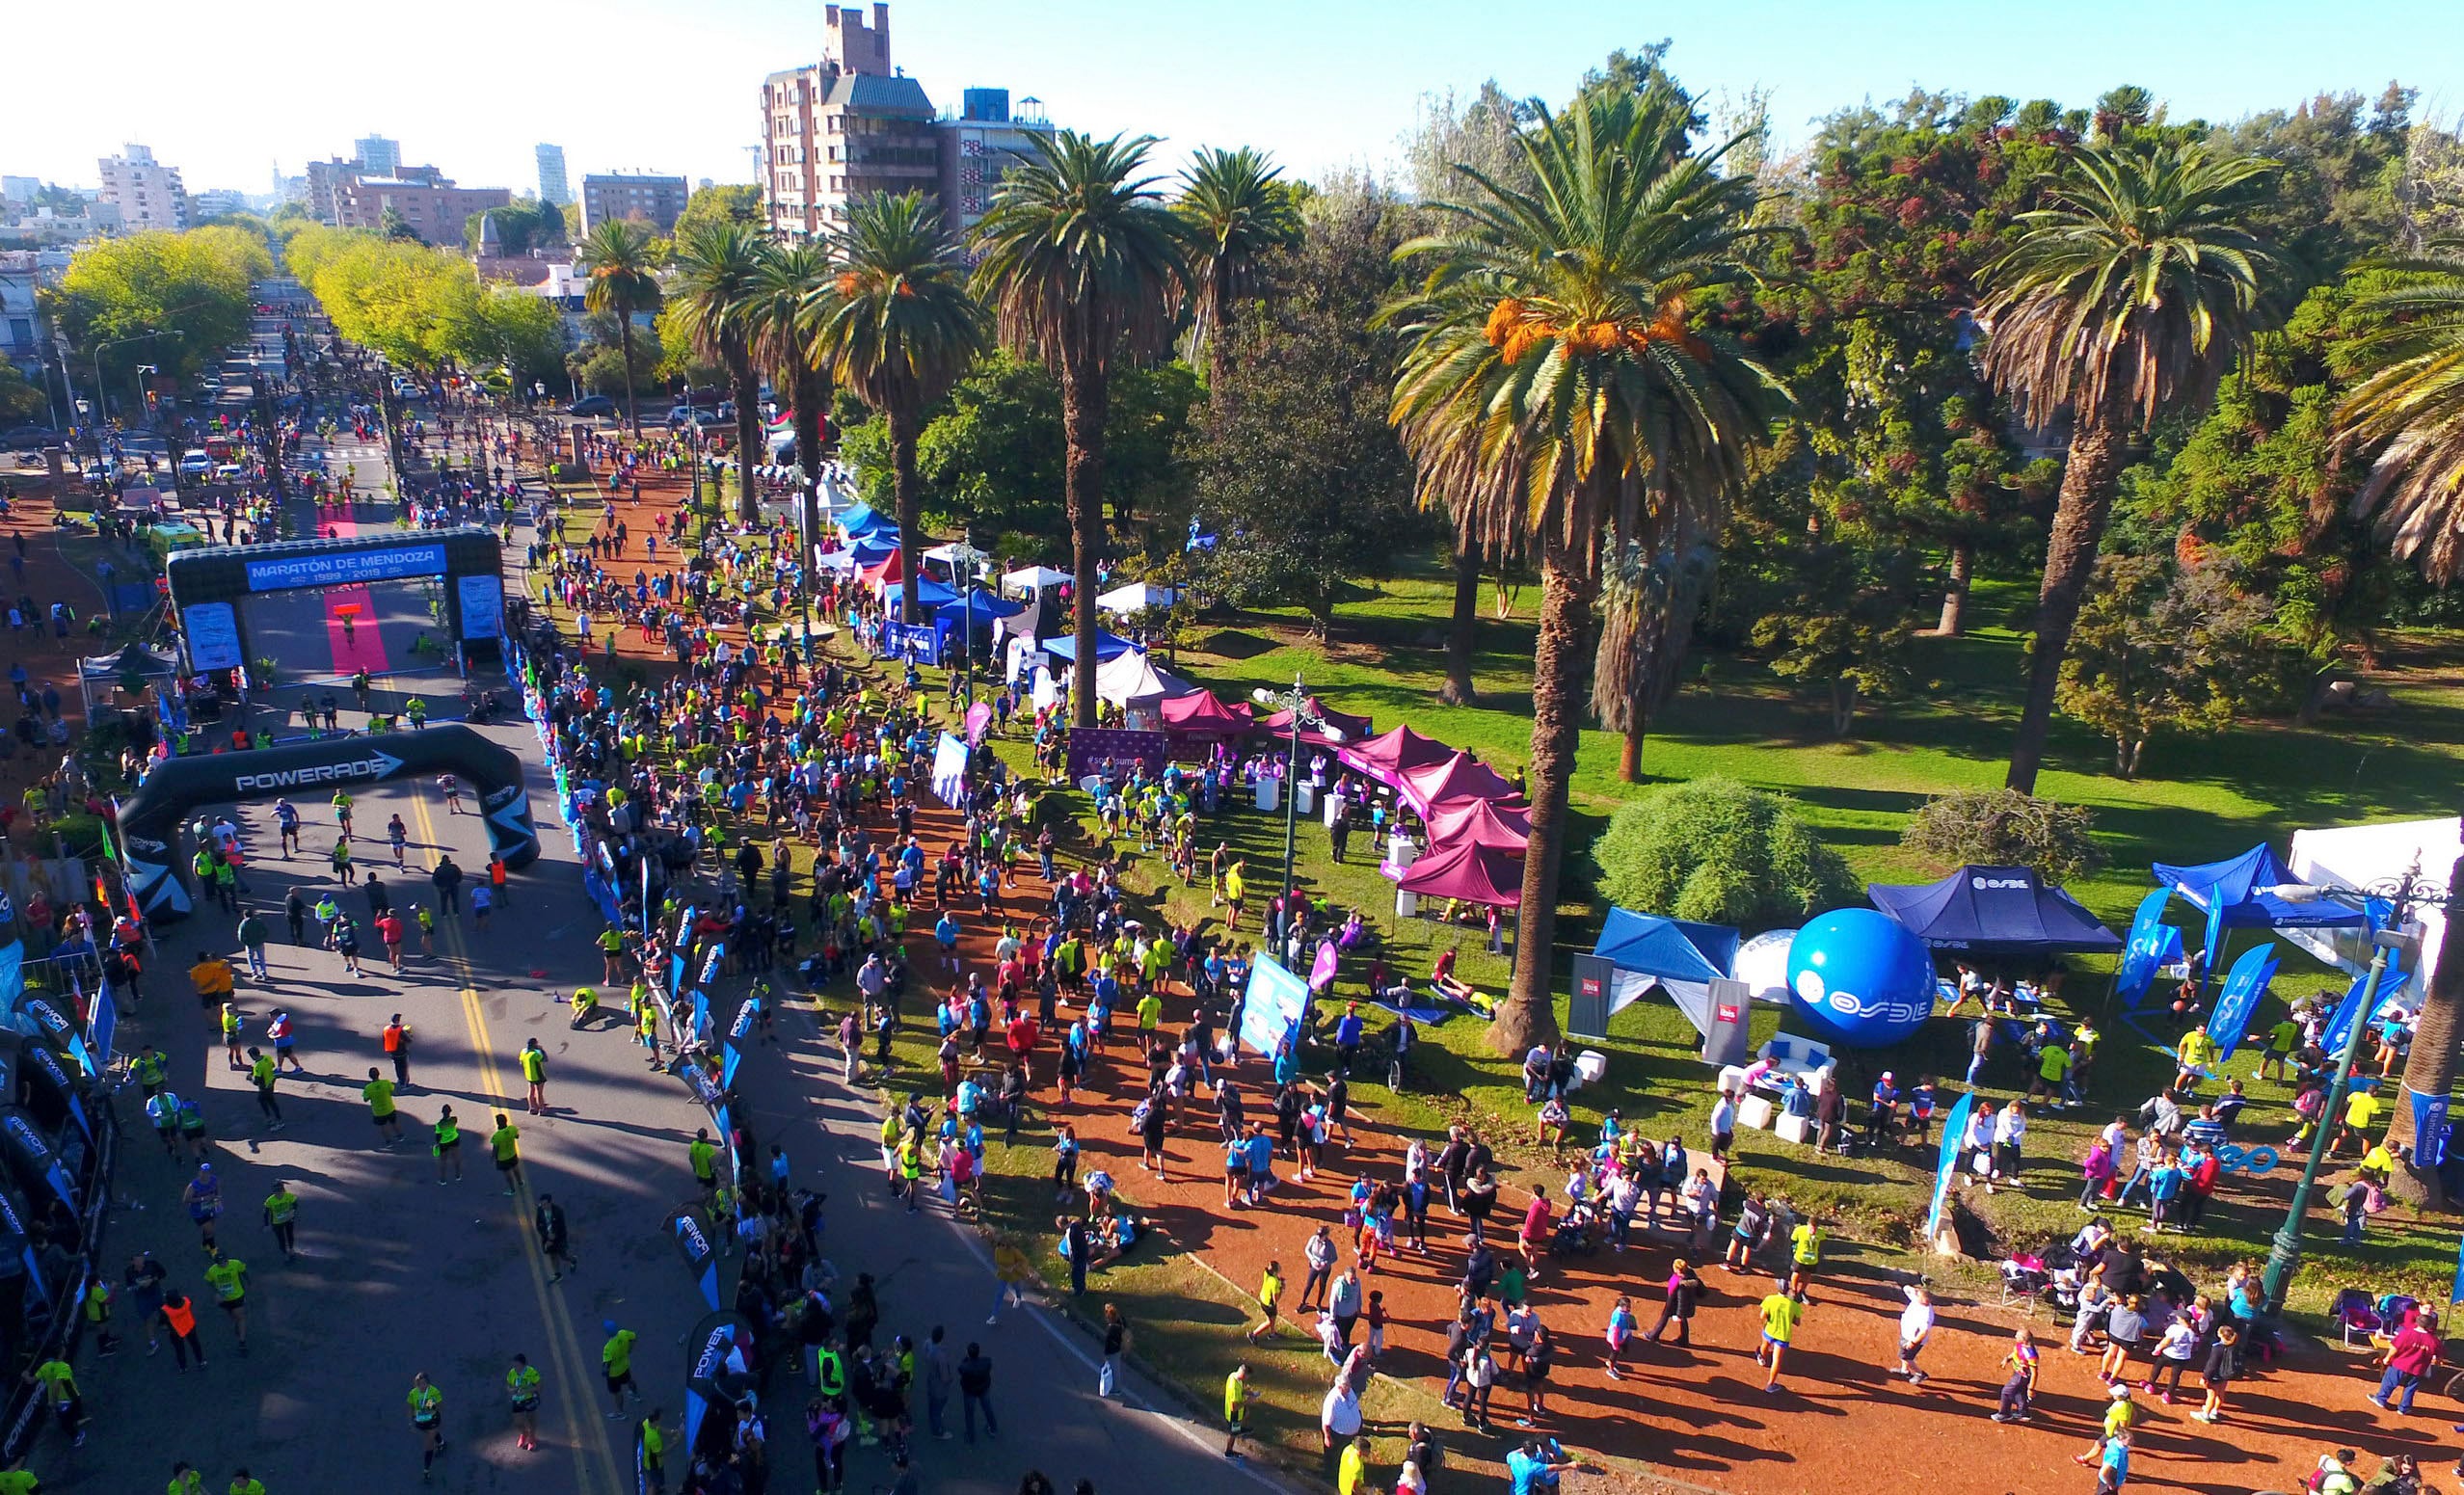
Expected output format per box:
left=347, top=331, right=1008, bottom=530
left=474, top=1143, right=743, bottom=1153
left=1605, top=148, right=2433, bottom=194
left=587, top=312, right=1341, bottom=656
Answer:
left=1004, top=553, right=2464, bottom=1321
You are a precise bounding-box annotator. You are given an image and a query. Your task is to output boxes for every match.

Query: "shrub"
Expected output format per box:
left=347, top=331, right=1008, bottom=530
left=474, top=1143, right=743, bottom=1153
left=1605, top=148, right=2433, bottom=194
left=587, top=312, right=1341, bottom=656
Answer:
left=1591, top=777, right=1859, bottom=928
left=1899, top=788, right=2104, bottom=883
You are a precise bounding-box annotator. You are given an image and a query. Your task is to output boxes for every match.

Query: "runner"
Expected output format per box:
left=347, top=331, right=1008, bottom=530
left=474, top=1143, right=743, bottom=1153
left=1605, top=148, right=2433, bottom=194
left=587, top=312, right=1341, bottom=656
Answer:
left=432, top=1105, right=464, bottom=1184
left=407, top=1371, right=446, bottom=1480
left=602, top=1321, right=642, bottom=1418
left=535, top=1191, right=577, bottom=1281
left=490, top=1113, right=524, bottom=1195
left=261, top=1181, right=300, bottom=1263
left=364, top=1068, right=404, bottom=1146
left=202, top=1250, right=250, bottom=1356
left=245, top=1047, right=283, bottom=1131
left=1754, top=1286, right=1806, bottom=1394
left=507, top=1353, right=543, bottom=1452
left=520, top=1038, right=549, bottom=1114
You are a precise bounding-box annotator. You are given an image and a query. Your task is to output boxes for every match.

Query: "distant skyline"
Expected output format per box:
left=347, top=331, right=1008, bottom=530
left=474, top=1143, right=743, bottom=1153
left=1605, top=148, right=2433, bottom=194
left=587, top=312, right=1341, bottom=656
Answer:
left=13, top=0, right=2460, bottom=198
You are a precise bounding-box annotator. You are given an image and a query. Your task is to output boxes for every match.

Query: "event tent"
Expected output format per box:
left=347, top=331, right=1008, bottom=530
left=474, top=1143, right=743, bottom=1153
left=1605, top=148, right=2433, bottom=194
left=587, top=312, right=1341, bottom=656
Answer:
left=1097, top=581, right=1180, bottom=614
left=2156, top=841, right=2369, bottom=968
left=1002, top=565, right=1072, bottom=597
left=838, top=504, right=897, bottom=540
left=1592, top=909, right=1742, bottom=1020
left=1263, top=698, right=1373, bottom=747
left=2289, top=817, right=2462, bottom=987
left=1340, top=724, right=1453, bottom=787
left=1396, top=838, right=1523, bottom=908
left=931, top=587, right=1024, bottom=626
left=1426, top=796, right=1532, bottom=852
left=1094, top=647, right=1191, bottom=707
left=1867, top=864, right=2123, bottom=954
left=1158, top=688, right=1255, bottom=737
left=1400, top=750, right=1517, bottom=814
left=1044, top=629, right=1137, bottom=664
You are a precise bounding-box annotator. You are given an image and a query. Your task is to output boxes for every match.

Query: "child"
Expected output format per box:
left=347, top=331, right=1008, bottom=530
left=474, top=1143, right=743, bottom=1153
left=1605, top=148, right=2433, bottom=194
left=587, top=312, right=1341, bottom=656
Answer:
left=2192, top=1323, right=2238, bottom=1424
left=2098, top=1295, right=2146, bottom=1385
left=1725, top=1192, right=1769, bottom=1273
left=1991, top=1326, right=2039, bottom=1422
left=1365, top=1290, right=1387, bottom=1362
left=1604, top=1295, right=1637, bottom=1380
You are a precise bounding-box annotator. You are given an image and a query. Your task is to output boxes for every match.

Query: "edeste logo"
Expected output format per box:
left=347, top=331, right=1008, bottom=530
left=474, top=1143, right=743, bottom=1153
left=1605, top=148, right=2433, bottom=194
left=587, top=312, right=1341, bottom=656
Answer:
left=234, top=750, right=403, bottom=792
left=1970, top=875, right=2029, bottom=890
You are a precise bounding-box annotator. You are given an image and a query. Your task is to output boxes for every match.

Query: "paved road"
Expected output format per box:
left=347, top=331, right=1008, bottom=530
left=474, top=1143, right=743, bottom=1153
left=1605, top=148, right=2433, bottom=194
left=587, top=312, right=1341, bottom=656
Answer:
left=33, top=403, right=1297, bottom=1495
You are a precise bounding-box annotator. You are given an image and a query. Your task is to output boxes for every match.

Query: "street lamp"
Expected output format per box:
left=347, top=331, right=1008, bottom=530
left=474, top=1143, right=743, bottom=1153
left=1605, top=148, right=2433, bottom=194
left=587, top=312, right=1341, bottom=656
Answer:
left=1252, top=675, right=1345, bottom=937
left=948, top=532, right=991, bottom=708
left=2259, top=868, right=2444, bottom=1314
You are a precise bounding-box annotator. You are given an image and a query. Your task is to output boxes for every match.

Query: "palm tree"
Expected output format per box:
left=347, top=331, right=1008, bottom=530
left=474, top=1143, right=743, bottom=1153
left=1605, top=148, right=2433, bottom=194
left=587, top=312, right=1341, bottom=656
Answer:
left=1177, top=146, right=1301, bottom=389
left=1976, top=138, right=2280, bottom=793
left=805, top=192, right=988, bottom=622
left=574, top=219, right=662, bottom=435
left=2335, top=239, right=2464, bottom=1200
left=973, top=132, right=1192, bottom=726
left=667, top=222, right=774, bottom=522
left=745, top=240, right=838, bottom=497
left=1386, top=85, right=1786, bottom=1054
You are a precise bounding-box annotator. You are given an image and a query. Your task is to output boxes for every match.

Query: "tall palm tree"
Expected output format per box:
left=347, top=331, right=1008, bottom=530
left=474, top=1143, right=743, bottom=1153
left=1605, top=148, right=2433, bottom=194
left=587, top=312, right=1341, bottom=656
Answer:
left=667, top=222, right=774, bottom=522
left=1386, top=85, right=1785, bottom=1054
left=973, top=132, right=1192, bottom=726
left=805, top=192, right=988, bottom=622
left=1177, top=146, right=1301, bottom=389
left=575, top=220, right=662, bottom=436
left=1977, top=138, right=2280, bottom=793
left=745, top=240, right=838, bottom=498
left=2335, top=239, right=2464, bottom=1200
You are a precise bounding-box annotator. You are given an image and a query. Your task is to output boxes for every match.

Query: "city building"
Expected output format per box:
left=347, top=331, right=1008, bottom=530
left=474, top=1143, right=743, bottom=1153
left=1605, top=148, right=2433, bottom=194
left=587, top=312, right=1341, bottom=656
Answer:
left=0, top=204, right=122, bottom=245
left=580, top=173, right=689, bottom=233
left=96, top=145, right=187, bottom=230
left=760, top=3, right=940, bottom=239
left=189, top=188, right=246, bottom=221
left=355, top=135, right=402, bottom=177
left=0, top=252, right=48, bottom=381
left=304, top=158, right=350, bottom=224
left=536, top=145, right=571, bottom=207
left=936, top=88, right=1053, bottom=238
left=0, top=178, right=38, bottom=207
left=334, top=175, right=511, bottom=245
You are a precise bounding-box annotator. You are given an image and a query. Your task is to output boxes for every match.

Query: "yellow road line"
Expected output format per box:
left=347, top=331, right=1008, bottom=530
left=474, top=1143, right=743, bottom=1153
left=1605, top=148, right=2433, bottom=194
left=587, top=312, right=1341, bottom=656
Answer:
left=406, top=784, right=627, bottom=1495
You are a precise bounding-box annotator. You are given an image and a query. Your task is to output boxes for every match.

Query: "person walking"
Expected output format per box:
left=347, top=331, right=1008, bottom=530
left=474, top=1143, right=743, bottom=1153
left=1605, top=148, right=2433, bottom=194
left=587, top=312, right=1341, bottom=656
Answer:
left=27, top=1354, right=82, bottom=1447
left=364, top=1068, right=403, bottom=1146
left=408, top=1372, right=446, bottom=1481
left=1896, top=1284, right=1936, bottom=1385
left=957, top=1342, right=998, bottom=1443
left=202, top=1251, right=250, bottom=1356
left=236, top=908, right=270, bottom=981
left=1754, top=1287, right=1806, bottom=1394
left=245, top=1048, right=284, bottom=1131
left=1993, top=1326, right=2041, bottom=1422
left=490, top=1114, right=524, bottom=1195
left=432, top=1106, right=464, bottom=1184
left=1098, top=1304, right=1129, bottom=1398
left=1646, top=1259, right=1703, bottom=1347
left=261, top=1181, right=299, bottom=1263
left=1299, top=1224, right=1336, bottom=1312
left=520, top=1039, right=548, bottom=1114
left=602, top=1321, right=642, bottom=1418
left=1222, top=1363, right=1249, bottom=1457
left=157, top=1287, right=207, bottom=1371
left=1246, top=1261, right=1285, bottom=1344
left=536, top=1192, right=577, bottom=1281
left=383, top=1015, right=412, bottom=1087
left=507, top=1353, right=543, bottom=1452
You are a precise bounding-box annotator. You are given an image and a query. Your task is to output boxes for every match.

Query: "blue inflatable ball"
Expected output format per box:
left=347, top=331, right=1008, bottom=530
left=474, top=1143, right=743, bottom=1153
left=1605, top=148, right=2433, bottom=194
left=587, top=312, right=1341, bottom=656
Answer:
left=1785, top=909, right=1935, bottom=1049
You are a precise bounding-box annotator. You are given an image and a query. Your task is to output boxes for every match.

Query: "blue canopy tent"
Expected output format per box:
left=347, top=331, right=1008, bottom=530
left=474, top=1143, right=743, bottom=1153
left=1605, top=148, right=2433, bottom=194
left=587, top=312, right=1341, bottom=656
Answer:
left=1868, top=865, right=2123, bottom=955
left=1043, top=629, right=1136, bottom=664
left=932, top=588, right=1025, bottom=650
left=838, top=504, right=897, bottom=541
left=1592, top=909, right=1741, bottom=1038
left=2155, top=842, right=2370, bottom=974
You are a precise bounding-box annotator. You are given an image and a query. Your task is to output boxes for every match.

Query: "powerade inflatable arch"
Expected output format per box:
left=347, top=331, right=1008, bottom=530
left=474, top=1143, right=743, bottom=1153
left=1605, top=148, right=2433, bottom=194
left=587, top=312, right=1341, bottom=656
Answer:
left=163, top=527, right=507, bottom=674
left=117, top=724, right=542, bottom=924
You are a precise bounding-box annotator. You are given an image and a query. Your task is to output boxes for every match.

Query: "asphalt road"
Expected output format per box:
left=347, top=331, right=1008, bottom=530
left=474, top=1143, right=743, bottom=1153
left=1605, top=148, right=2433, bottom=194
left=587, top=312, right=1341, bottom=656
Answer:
left=32, top=394, right=1298, bottom=1495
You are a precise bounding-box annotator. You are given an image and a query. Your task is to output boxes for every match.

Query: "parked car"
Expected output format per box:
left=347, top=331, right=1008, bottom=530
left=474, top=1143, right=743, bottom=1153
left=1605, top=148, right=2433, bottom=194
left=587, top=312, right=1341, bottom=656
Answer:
left=563, top=394, right=615, bottom=417
left=178, top=452, right=213, bottom=478
left=0, top=427, right=65, bottom=448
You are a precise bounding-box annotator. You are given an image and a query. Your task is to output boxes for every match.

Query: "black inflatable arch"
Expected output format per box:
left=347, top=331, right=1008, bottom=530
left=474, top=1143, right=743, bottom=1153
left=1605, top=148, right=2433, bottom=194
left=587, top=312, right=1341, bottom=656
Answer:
left=117, top=724, right=542, bottom=924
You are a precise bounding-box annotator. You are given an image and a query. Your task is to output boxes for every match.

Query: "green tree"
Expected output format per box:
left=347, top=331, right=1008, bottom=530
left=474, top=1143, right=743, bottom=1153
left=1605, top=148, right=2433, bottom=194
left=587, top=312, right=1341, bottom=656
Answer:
left=575, top=219, right=663, bottom=434
left=44, top=227, right=267, bottom=416
left=1386, top=84, right=1785, bottom=1051
left=1591, top=777, right=1857, bottom=927
left=1978, top=137, right=2282, bottom=793
left=973, top=132, right=1193, bottom=726
left=1176, top=147, right=1301, bottom=389
left=666, top=223, right=774, bottom=521
left=807, top=192, right=987, bottom=618
left=672, top=184, right=763, bottom=240
left=0, top=362, right=45, bottom=425
left=1900, top=788, right=2105, bottom=883
left=2338, top=238, right=2464, bottom=582
left=378, top=205, right=421, bottom=243
left=2055, top=552, right=2277, bottom=776
left=743, top=240, right=836, bottom=494
left=1184, top=183, right=1412, bottom=637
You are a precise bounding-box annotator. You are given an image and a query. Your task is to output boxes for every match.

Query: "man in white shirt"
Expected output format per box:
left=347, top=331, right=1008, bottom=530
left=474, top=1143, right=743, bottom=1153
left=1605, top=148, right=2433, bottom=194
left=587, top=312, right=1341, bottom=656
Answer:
left=1896, top=1285, right=1936, bottom=1384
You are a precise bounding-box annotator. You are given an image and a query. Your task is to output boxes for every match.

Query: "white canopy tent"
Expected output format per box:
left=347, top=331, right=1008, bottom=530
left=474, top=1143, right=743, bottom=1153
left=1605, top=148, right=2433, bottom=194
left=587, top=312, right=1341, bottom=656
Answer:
left=1002, top=565, right=1072, bottom=597
left=2288, top=816, right=2461, bottom=986
left=1097, top=581, right=1179, bottom=614
left=1094, top=647, right=1192, bottom=716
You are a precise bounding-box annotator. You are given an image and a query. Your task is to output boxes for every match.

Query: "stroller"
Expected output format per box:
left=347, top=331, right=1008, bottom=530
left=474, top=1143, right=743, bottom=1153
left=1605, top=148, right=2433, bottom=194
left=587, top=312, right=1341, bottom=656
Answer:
left=1549, top=1203, right=1601, bottom=1259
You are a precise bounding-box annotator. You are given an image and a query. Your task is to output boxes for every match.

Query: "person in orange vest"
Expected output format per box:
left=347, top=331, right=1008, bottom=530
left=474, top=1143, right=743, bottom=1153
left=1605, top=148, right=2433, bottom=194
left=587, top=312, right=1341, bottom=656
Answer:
left=157, top=1287, right=206, bottom=1370
left=489, top=853, right=510, bottom=909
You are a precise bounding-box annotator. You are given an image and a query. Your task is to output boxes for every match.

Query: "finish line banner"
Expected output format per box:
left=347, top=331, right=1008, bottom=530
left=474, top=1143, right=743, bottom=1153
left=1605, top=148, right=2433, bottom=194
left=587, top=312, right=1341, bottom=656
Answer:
left=244, top=541, right=447, bottom=591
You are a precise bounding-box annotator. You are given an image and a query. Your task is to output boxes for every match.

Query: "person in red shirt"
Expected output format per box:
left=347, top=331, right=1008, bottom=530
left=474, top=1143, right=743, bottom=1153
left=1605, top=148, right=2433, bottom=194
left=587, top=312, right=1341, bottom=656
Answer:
left=1517, top=1189, right=1553, bottom=1279
left=376, top=912, right=406, bottom=972
left=2372, top=1309, right=2443, bottom=1414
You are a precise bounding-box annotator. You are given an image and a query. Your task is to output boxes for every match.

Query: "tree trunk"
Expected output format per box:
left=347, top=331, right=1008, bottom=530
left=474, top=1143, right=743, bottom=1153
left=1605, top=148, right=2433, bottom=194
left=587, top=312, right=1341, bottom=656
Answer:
left=791, top=365, right=828, bottom=492
left=618, top=316, right=640, bottom=437
left=889, top=403, right=922, bottom=623
left=733, top=360, right=763, bottom=525
left=2006, top=409, right=2129, bottom=794
left=1058, top=356, right=1110, bottom=730
left=1619, top=722, right=1645, bottom=784
left=1937, top=540, right=1974, bottom=636
left=1496, top=535, right=1594, bottom=1057
left=1831, top=679, right=1859, bottom=737
left=1440, top=525, right=1481, bottom=707
left=2383, top=845, right=2464, bottom=1205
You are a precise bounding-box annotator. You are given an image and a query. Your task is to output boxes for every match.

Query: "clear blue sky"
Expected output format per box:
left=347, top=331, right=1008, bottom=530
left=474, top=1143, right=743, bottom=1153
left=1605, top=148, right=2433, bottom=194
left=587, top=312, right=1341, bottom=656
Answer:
left=13, top=0, right=2459, bottom=197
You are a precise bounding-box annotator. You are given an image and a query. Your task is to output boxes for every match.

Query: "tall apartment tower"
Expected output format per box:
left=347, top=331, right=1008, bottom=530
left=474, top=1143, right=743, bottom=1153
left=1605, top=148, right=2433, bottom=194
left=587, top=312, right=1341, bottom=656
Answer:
left=96, top=145, right=188, bottom=230
left=355, top=135, right=401, bottom=176
left=760, top=3, right=939, bottom=239
left=535, top=145, right=572, bottom=207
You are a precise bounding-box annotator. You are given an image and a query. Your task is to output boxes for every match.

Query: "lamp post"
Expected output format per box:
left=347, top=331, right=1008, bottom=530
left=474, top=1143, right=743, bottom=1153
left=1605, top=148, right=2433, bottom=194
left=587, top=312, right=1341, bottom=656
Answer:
left=1252, top=675, right=1344, bottom=933
left=948, top=532, right=990, bottom=708
left=2259, top=870, right=2437, bottom=1314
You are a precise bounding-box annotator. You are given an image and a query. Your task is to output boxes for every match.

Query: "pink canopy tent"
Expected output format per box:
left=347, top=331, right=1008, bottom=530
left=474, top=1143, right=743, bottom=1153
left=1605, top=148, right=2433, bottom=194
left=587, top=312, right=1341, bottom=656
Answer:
left=1158, top=688, right=1255, bottom=737
left=1262, top=696, right=1374, bottom=748
left=1400, top=750, right=1517, bottom=815
left=1427, top=796, right=1532, bottom=852
left=1339, top=724, right=1453, bottom=787
left=1397, top=838, right=1524, bottom=908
